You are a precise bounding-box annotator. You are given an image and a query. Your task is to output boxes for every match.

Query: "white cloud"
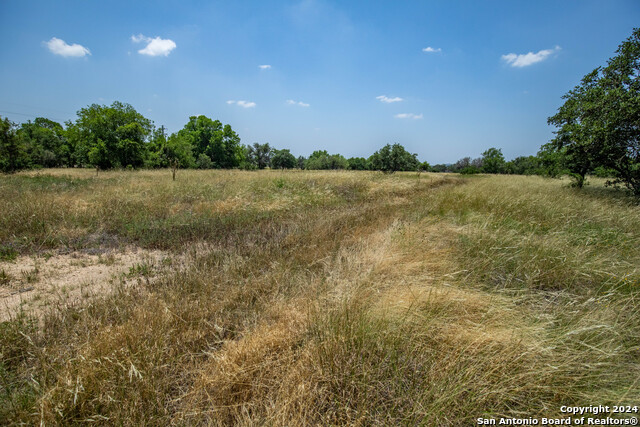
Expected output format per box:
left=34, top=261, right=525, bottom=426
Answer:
left=45, top=37, right=90, bottom=57
left=286, top=99, right=310, bottom=107
left=227, top=100, right=256, bottom=108
left=394, top=113, right=423, bottom=120
left=502, top=46, right=561, bottom=67
left=422, top=46, right=441, bottom=53
left=258, top=64, right=271, bottom=69
left=131, top=34, right=176, bottom=56
left=131, top=34, right=146, bottom=43
left=376, top=95, right=403, bottom=103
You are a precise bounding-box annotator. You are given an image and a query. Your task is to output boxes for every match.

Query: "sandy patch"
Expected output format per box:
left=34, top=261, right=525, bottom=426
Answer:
left=0, top=248, right=171, bottom=321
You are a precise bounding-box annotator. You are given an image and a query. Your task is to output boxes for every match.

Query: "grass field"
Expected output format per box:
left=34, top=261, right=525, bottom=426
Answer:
left=1, top=169, right=639, bottom=425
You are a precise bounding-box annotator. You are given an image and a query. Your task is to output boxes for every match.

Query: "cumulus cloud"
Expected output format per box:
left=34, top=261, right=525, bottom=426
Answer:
left=502, top=46, right=561, bottom=67
left=376, top=95, right=403, bottom=103
left=131, top=34, right=176, bottom=56
left=45, top=37, right=90, bottom=57
left=258, top=64, right=271, bottom=69
left=227, top=100, right=256, bottom=108
left=286, top=99, right=310, bottom=107
left=394, top=113, right=423, bottom=120
left=422, top=46, right=441, bottom=53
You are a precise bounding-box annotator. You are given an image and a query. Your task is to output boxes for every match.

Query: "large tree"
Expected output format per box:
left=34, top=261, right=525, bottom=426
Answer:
left=67, top=101, right=152, bottom=169
left=369, top=143, right=419, bottom=173
left=18, top=118, right=70, bottom=167
left=246, top=142, right=272, bottom=169
left=271, top=149, right=297, bottom=169
left=480, top=147, right=506, bottom=174
left=176, top=116, right=244, bottom=168
left=548, top=28, right=640, bottom=194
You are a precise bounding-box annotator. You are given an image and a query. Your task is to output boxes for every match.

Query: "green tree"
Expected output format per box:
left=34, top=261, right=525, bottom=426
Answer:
left=537, top=142, right=568, bottom=178
left=369, top=143, right=419, bottom=173
left=305, top=150, right=348, bottom=170
left=480, top=147, right=506, bottom=174
left=177, top=116, right=244, bottom=168
left=17, top=118, right=69, bottom=167
left=418, top=161, right=431, bottom=172
left=505, top=156, right=541, bottom=175
left=547, top=28, right=640, bottom=195
left=196, top=153, right=214, bottom=169
left=547, top=70, right=600, bottom=187
left=271, top=149, right=297, bottom=169
left=67, top=102, right=152, bottom=169
left=297, top=155, right=306, bottom=169
left=149, top=129, right=194, bottom=179
left=246, top=142, right=272, bottom=169
left=452, top=157, right=471, bottom=172
left=0, top=117, right=28, bottom=173
left=347, top=157, right=368, bottom=170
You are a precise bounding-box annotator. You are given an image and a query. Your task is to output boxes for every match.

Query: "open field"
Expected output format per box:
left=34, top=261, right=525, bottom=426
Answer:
left=1, top=169, right=639, bottom=425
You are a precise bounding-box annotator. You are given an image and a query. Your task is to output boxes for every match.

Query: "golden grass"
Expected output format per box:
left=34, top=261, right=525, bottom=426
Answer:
left=1, top=170, right=638, bottom=425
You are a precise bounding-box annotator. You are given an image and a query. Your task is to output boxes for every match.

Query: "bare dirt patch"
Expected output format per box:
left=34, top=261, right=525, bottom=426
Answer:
left=0, top=247, right=170, bottom=320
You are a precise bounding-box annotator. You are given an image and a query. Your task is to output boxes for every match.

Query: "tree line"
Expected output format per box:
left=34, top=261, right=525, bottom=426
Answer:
left=0, top=103, right=551, bottom=176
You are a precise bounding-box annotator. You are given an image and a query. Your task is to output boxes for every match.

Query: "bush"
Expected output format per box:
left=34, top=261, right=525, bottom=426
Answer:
left=196, top=153, right=214, bottom=169
left=368, top=143, right=419, bottom=173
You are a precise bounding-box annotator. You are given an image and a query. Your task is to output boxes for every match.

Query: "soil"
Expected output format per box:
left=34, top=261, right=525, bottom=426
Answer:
left=0, top=247, right=170, bottom=321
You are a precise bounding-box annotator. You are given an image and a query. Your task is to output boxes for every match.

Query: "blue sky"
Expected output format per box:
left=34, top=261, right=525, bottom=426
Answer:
left=1, top=0, right=638, bottom=163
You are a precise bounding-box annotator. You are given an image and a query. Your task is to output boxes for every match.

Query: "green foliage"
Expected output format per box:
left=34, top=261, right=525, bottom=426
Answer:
left=0, top=245, right=18, bottom=261
left=504, top=156, right=541, bottom=175
left=246, top=143, right=272, bottom=169
left=2, top=105, right=253, bottom=172
left=176, top=116, right=244, bottom=169
left=305, top=150, right=348, bottom=170
left=297, top=155, right=306, bottom=169
left=177, top=115, right=220, bottom=160
left=271, top=149, right=297, bottom=169
left=17, top=118, right=70, bottom=168
left=67, top=101, right=152, bottom=169
left=547, top=28, right=640, bottom=195
left=452, top=157, right=470, bottom=172
left=480, top=147, right=505, bottom=174
left=347, top=157, right=368, bottom=170
left=196, top=153, right=214, bottom=169
left=149, top=129, right=195, bottom=170
left=592, top=166, right=616, bottom=178
left=537, top=142, right=568, bottom=178
left=459, top=166, right=480, bottom=175
left=0, top=117, right=28, bottom=173
left=368, top=143, right=419, bottom=173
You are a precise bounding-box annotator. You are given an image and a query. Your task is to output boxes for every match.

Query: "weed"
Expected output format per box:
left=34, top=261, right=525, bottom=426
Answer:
left=0, top=246, right=18, bottom=262
left=0, top=269, right=11, bottom=286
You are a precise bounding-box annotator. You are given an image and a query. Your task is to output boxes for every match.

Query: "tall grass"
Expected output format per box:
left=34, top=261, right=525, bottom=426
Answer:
left=0, top=170, right=638, bottom=425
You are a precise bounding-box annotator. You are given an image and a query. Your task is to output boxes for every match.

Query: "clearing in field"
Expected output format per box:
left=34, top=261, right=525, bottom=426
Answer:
left=1, top=169, right=639, bottom=425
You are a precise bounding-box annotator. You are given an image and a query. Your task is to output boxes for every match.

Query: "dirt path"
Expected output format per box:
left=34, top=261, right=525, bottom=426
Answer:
left=0, top=248, right=170, bottom=320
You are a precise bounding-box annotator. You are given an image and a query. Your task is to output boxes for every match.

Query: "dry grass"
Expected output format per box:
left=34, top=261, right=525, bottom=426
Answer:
left=0, top=170, right=638, bottom=425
